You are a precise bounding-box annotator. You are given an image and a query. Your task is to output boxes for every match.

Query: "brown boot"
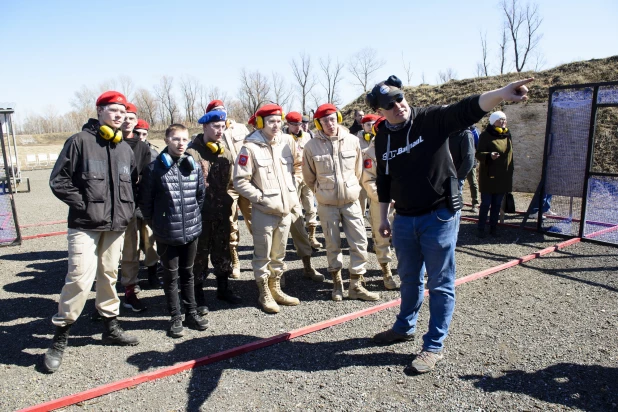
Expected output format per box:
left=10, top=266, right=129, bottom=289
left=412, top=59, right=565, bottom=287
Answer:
left=302, top=256, right=324, bottom=282
left=230, top=248, right=240, bottom=279
left=331, top=270, right=344, bottom=302
left=256, top=276, right=279, bottom=313
left=307, top=226, right=323, bottom=249
left=348, top=274, right=380, bottom=301
left=381, top=263, right=399, bottom=290
left=268, top=274, right=300, bottom=306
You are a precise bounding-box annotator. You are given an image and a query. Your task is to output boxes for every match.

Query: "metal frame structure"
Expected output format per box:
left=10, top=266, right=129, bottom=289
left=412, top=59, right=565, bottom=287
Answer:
left=538, top=80, right=618, bottom=246
left=0, top=106, right=22, bottom=246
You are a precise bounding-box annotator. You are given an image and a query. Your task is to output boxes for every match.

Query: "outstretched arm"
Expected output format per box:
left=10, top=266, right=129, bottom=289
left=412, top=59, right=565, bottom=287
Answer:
left=479, top=78, right=534, bottom=112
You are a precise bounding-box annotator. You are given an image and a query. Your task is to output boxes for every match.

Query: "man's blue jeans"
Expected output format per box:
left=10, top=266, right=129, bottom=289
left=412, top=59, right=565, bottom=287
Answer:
left=391, top=207, right=460, bottom=353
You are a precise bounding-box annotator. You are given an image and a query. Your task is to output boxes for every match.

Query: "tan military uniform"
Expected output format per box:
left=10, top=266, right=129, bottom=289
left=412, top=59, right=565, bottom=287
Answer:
left=233, top=131, right=298, bottom=280
left=356, top=130, right=372, bottom=217
left=223, top=120, right=252, bottom=249
left=361, top=139, right=394, bottom=264
left=302, top=128, right=367, bottom=275
left=289, top=131, right=319, bottom=228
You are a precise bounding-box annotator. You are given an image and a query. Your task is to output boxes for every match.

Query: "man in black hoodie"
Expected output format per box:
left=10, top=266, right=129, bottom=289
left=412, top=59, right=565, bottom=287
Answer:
left=44, top=91, right=140, bottom=373
left=368, top=75, right=533, bottom=373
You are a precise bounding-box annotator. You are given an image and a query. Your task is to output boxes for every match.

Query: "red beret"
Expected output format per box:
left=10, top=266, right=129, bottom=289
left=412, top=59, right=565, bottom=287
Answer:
left=285, top=112, right=302, bottom=123
left=125, top=102, right=138, bottom=114
left=361, top=114, right=380, bottom=124
left=135, top=119, right=150, bottom=130
left=372, top=116, right=386, bottom=134
left=96, top=91, right=128, bottom=107
left=256, top=104, right=283, bottom=118
left=314, top=103, right=338, bottom=119
left=206, top=100, right=225, bottom=113
left=248, top=114, right=256, bottom=126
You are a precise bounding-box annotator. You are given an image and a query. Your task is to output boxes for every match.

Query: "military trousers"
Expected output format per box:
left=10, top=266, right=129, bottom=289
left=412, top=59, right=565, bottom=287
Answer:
left=229, top=188, right=252, bottom=250
left=368, top=200, right=394, bottom=264
left=297, top=181, right=318, bottom=228
left=289, top=206, right=313, bottom=259
left=317, top=200, right=368, bottom=275
left=251, top=208, right=292, bottom=280
left=194, top=218, right=233, bottom=281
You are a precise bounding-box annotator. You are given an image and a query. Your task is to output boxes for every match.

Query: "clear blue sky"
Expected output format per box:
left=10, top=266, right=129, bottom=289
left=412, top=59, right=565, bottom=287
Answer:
left=1, top=0, right=617, bottom=119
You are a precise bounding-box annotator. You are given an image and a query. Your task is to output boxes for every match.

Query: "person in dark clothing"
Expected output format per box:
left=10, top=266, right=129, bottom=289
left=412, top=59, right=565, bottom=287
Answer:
left=466, top=126, right=481, bottom=211
left=119, top=103, right=153, bottom=311
left=139, top=123, right=207, bottom=338
left=367, top=75, right=533, bottom=373
left=348, top=110, right=364, bottom=136
left=448, top=127, right=475, bottom=192
left=44, top=91, right=140, bottom=373
left=475, top=111, right=514, bottom=238
left=186, top=110, right=242, bottom=316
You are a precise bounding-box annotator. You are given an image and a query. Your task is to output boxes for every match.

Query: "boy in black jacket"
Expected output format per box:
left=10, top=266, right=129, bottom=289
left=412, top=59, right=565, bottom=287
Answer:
left=139, top=124, right=208, bottom=338
left=368, top=75, right=533, bottom=373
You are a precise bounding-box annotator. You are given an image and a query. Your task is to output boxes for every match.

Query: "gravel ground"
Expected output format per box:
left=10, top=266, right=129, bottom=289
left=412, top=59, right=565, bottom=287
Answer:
left=0, top=170, right=616, bottom=411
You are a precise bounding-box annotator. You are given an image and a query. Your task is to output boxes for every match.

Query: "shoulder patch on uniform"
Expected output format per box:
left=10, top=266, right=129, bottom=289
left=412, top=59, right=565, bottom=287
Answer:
left=238, top=154, right=248, bottom=166
left=364, top=158, right=372, bottom=169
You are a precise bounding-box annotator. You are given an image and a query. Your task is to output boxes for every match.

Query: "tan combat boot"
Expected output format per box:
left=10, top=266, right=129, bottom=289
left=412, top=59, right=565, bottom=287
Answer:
left=307, top=226, right=323, bottom=249
left=380, top=263, right=399, bottom=290
left=302, top=256, right=324, bottom=282
left=348, top=274, right=380, bottom=301
left=268, top=274, right=300, bottom=306
left=230, top=248, right=240, bottom=279
left=331, top=270, right=344, bottom=302
left=256, top=276, right=280, bottom=313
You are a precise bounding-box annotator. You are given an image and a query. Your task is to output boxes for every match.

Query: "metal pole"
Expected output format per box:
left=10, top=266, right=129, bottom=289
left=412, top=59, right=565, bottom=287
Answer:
left=9, top=113, right=21, bottom=186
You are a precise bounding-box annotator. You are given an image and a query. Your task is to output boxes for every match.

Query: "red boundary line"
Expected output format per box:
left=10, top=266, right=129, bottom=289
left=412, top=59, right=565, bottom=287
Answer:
left=21, top=231, right=67, bottom=241
left=20, top=220, right=67, bottom=229
left=19, top=233, right=596, bottom=412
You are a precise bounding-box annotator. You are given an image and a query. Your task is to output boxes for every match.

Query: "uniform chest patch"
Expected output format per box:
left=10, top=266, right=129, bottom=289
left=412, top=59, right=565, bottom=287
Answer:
left=364, top=159, right=372, bottom=169
left=238, top=154, right=248, bottom=166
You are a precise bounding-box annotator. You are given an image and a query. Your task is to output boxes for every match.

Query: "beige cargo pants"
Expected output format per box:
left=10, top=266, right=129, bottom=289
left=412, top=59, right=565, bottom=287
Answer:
left=367, top=200, right=394, bottom=264
left=52, top=228, right=125, bottom=327
left=120, top=215, right=158, bottom=287
left=229, top=188, right=252, bottom=250
left=317, top=200, right=368, bottom=275
left=297, top=181, right=318, bottom=228
left=251, top=208, right=292, bottom=280
left=289, top=206, right=313, bottom=259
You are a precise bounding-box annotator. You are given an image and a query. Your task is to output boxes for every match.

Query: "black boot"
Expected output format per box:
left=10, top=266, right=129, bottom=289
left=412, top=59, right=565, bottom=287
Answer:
left=147, top=264, right=162, bottom=289
left=477, top=227, right=486, bottom=238
left=216, top=276, right=242, bottom=304
left=490, top=225, right=500, bottom=237
left=194, top=279, right=209, bottom=317
left=184, top=312, right=208, bottom=331
left=102, top=317, right=139, bottom=346
left=43, top=324, right=71, bottom=373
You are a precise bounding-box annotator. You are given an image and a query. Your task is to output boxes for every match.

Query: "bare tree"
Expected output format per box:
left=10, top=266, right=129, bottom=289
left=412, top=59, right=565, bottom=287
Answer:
left=478, top=31, right=490, bottom=76
left=180, top=75, right=200, bottom=123
left=134, top=88, right=159, bottom=128
left=401, top=52, right=413, bottom=86
left=154, top=76, right=179, bottom=124
left=197, top=85, right=230, bottom=115
left=437, top=68, right=457, bottom=84
left=421, top=72, right=426, bottom=85
left=71, top=85, right=98, bottom=119
left=498, top=26, right=508, bottom=74
left=531, top=49, right=547, bottom=72
left=501, top=0, right=543, bottom=72
left=348, top=48, right=385, bottom=92
left=290, top=52, right=316, bottom=115
left=319, top=55, right=345, bottom=105
left=118, top=75, right=135, bottom=101
left=238, top=68, right=271, bottom=118
left=271, top=72, right=293, bottom=112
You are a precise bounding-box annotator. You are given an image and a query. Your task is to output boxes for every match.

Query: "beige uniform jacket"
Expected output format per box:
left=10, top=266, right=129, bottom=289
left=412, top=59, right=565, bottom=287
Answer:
left=233, top=131, right=299, bottom=216
left=222, top=120, right=250, bottom=160
left=302, top=127, right=363, bottom=207
left=288, top=131, right=311, bottom=184
left=356, top=130, right=372, bottom=152
left=361, top=139, right=379, bottom=203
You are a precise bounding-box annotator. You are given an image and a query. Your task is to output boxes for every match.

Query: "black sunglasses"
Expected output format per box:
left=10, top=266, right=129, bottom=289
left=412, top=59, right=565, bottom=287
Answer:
left=381, top=93, right=404, bottom=110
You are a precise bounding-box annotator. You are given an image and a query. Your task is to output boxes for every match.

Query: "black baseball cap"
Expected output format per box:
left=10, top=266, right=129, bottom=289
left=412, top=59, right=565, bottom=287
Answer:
left=366, top=75, right=405, bottom=110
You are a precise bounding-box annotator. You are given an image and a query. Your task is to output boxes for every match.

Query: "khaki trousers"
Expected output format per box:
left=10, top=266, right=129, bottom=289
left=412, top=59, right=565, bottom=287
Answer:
left=289, top=207, right=313, bottom=258
left=139, top=219, right=159, bottom=267
left=359, top=188, right=368, bottom=217
left=251, top=208, right=291, bottom=280
left=368, top=200, right=393, bottom=264
left=317, top=200, right=367, bottom=275
left=297, top=181, right=318, bottom=228
left=229, top=188, right=252, bottom=249
left=52, top=229, right=125, bottom=326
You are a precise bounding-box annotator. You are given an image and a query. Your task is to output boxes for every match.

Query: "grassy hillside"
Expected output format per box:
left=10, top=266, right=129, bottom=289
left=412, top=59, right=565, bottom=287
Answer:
left=341, top=55, right=618, bottom=125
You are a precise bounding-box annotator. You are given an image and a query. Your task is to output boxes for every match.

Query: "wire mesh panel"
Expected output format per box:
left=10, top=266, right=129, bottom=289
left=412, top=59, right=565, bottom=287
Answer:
left=541, top=88, right=593, bottom=237
left=0, top=183, right=19, bottom=245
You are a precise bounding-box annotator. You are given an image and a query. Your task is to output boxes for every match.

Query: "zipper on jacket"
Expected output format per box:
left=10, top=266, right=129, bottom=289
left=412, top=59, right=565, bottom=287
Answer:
left=268, top=142, right=288, bottom=213
left=177, top=164, right=187, bottom=244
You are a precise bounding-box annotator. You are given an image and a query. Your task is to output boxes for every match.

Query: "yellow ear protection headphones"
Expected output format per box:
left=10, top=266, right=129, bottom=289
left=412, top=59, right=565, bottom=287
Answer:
left=99, top=125, right=122, bottom=144
left=364, top=133, right=373, bottom=142
left=256, top=112, right=285, bottom=129
left=160, top=153, right=196, bottom=171
left=494, top=126, right=509, bottom=134
left=206, top=141, right=224, bottom=154
left=313, top=111, right=343, bottom=131
left=225, top=119, right=231, bottom=129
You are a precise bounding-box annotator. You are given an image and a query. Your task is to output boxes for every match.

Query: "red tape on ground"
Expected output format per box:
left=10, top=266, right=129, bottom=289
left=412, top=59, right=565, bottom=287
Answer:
left=19, top=234, right=592, bottom=412
left=21, top=231, right=67, bottom=241
left=20, top=220, right=67, bottom=229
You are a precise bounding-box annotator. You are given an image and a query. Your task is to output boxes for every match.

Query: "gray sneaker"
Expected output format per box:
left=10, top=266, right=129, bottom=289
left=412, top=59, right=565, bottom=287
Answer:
left=410, top=350, right=443, bottom=373
left=373, top=329, right=414, bottom=344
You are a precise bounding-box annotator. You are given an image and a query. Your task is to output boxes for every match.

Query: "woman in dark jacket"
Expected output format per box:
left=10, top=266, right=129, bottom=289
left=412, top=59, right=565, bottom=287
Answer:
left=139, top=124, right=207, bottom=338
left=475, top=111, right=514, bottom=237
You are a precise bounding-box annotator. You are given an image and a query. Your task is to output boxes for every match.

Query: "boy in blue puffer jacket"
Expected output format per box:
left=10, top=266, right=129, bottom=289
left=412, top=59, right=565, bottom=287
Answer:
left=139, top=123, right=208, bottom=338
